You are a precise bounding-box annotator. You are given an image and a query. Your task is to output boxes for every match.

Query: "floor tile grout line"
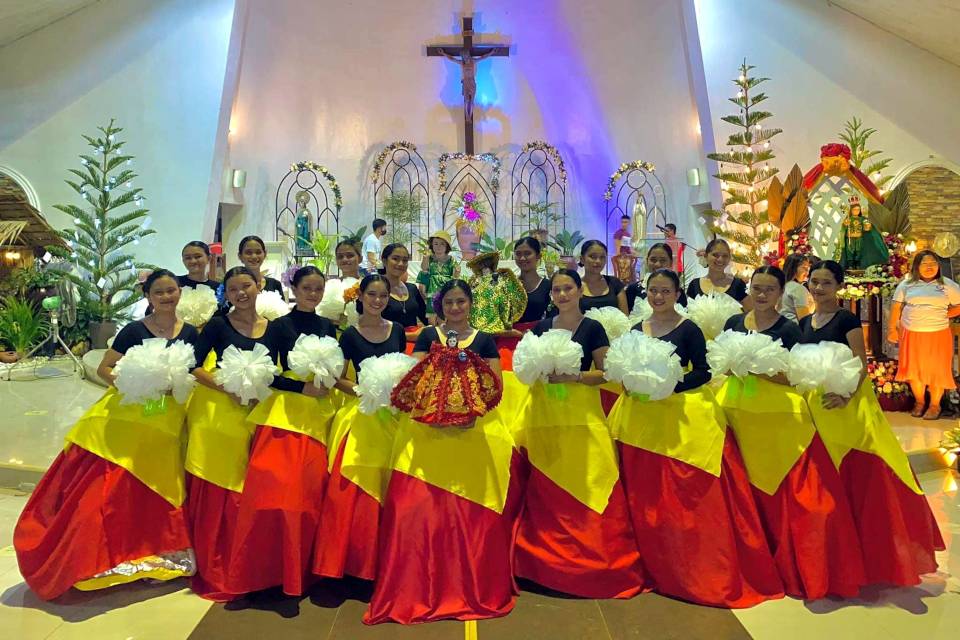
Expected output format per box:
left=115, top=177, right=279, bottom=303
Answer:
left=40, top=621, right=65, bottom=640
left=323, top=605, right=342, bottom=640
left=593, top=599, right=615, bottom=640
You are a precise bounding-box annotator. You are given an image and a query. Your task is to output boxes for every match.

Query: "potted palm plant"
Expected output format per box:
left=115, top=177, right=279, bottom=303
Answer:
left=520, top=201, right=559, bottom=244
left=550, top=229, right=584, bottom=270
left=380, top=193, right=422, bottom=248
left=0, top=296, right=49, bottom=362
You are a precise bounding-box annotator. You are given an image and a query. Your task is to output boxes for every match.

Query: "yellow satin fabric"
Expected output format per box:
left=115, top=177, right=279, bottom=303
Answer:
left=64, top=387, right=187, bottom=507
left=245, top=372, right=337, bottom=443
left=513, top=383, right=619, bottom=514
left=339, top=403, right=400, bottom=503
left=609, top=386, right=726, bottom=477
left=185, top=384, right=254, bottom=492
left=201, top=349, right=217, bottom=372
left=496, top=371, right=532, bottom=441
left=73, top=557, right=190, bottom=591
left=807, top=380, right=921, bottom=494
left=715, top=377, right=816, bottom=495
left=390, top=412, right=515, bottom=514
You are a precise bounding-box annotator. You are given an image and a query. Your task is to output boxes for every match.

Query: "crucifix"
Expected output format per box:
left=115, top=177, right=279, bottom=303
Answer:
left=427, top=16, right=510, bottom=155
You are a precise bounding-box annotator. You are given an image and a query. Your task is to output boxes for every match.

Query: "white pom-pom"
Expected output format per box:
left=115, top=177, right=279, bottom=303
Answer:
left=512, top=329, right=584, bottom=386
left=628, top=297, right=688, bottom=323
left=214, top=343, right=277, bottom=405
left=707, top=330, right=789, bottom=379
left=316, top=278, right=347, bottom=322
left=585, top=307, right=632, bottom=341
left=175, top=285, right=218, bottom=326
left=604, top=331, right=683, bottom=400
left=355, top=352, right=418, bottom=415
left=113, top=338, right=197, bottom=405
left=685, top=292, right=742, bottom=340
left=256, top=290, right=290, bottom=320
left=787, top=342, right=862, bottom=396
left=287, top=334, right=344, bottom=389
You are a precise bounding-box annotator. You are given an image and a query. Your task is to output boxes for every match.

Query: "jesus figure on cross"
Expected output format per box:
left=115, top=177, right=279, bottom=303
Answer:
left=438, top=47, right=497, bottom=121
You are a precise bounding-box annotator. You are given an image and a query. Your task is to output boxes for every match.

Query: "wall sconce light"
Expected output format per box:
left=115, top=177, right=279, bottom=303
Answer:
left=687, top=168, right=701, bottom=187
left=905, top=240, right=918, bottom=253
left=232, top=169, right=247, bottom=189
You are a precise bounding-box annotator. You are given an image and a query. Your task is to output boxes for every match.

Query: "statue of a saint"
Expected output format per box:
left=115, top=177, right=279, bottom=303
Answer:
left=835, top=196, right=889, bottom=270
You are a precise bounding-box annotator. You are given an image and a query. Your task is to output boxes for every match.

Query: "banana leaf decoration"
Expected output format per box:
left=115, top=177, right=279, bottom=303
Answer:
left=767, top=165, right=808, bottom=233
left=867, top=182, right=911, bottom=236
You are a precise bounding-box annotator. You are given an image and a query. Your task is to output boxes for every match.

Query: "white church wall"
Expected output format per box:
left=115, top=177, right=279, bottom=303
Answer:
left=697, top=0, right=960, bottom=187
left=220, top=0, right=712, bottom=270
left=0, top=0, right=236, bottom=270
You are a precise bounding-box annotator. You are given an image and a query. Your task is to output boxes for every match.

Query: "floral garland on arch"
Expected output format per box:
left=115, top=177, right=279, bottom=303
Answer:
left=520, top=140, right=567, bottom=186
left=438, top=152, right=501, bottom=195
left=604, top=160, right=656, bottom=201
left=369, top=140, right=417, bottom=184
left=290, top=161, right=343, bottom=210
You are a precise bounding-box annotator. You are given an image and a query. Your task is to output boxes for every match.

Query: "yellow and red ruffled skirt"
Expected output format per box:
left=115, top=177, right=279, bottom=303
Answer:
left=14, top=388, right=192, bottom=601
left=609, top=387, right=784, bottom=608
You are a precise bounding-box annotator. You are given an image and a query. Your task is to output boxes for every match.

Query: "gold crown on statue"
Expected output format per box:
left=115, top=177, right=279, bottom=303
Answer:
left=848, top=195, right=860, bottom=206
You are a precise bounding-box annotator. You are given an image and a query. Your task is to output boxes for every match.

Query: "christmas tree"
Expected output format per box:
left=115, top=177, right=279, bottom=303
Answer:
left=51, top=119, right=155, bottom=321
left=839, top=116, right=893, bottom=194
left=705, top=60, right=783, bottom=268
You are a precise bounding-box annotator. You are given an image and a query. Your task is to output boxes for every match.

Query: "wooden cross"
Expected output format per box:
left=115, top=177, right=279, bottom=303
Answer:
left=427, top=16, right=510, bottom=155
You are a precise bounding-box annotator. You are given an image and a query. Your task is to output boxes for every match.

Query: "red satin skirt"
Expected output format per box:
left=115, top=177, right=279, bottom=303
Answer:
left=311, top=438, right=380, bottom=581
left=839, top=449, right=944, bottom=585
left=225, top=426, right=328, bottom=596
left=364, top=453, right=527, bottom=624
left=186, top=474, right=242, bottom=601
left=618, top=432, right=784, bottom=608
left=752, top=434, right=866, bottom=599
left=14, top=447, right=191, bottom=601
left=515, top=464, right=645, bottom=599
left=600, top=388, right=620, bottom=416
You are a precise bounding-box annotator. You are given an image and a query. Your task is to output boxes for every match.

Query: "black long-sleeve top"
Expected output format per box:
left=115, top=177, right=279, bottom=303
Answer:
left=632, top=318, right=711, bottom=392
left=192, top=315, right=302, bottom=393
left=111, top=320, right=199, bottom=353
left=383, top=283, right=427, bottom=328
left=686, top=277, right=748, bottom=303
left=532, top=316, right=609, bottom=372
left=339, top=322, right=406, bottom=378
left=797, top=308, right=861, bottom=347
left=265, top=309, right=338, bottom=392
left=625, top=282, right=688, bottom=313
left=723, top=313, right=801, bottom=350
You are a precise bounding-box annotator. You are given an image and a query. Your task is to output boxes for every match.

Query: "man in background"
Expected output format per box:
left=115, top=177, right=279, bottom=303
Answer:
left=361, top=218, right=387, bottom=275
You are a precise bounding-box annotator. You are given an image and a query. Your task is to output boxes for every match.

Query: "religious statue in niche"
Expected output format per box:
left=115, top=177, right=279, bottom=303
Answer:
left=835, top=195, right=889, bottom=270
left=294, top=190, right=312, bottom=254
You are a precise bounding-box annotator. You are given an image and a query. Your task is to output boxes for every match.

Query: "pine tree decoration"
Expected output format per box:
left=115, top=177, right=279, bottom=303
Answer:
left=839, top=116, right=893, bottom=193
left=51, top=119, right=155, bottom=321
left=706, top=60, right=783, bottom=268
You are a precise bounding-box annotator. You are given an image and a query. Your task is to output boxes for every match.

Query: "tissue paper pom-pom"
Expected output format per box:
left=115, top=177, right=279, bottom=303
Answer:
left=175, top=284, right=218, bottom=326
left=355, top=352, right=418, bottom=415
left=585, top=307, right=632, bottom=341
left=316, top=278, right=347, bottom=321
left=628, top=297, right=687, bottom=323
left=256, top=290, right=290, bottom=320
left=604, top=331, right=683, bottom=400
left=707, top=330, right=789, bottom=379
left=787, top=342, right=862, bottom=396
left=512, top=329, right=584, bottom=386
left=113, top=338, right=197, bottom=405
left=287, top=334, right=345, bottom=389
left=685, top=292, right=742, bottom=340
left=214, top=343, right=277, bottom=405
left=343, top=301, right=359, bottom=327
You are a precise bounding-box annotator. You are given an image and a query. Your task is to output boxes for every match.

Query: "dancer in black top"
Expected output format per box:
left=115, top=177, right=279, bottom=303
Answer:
left=723, top=266, right=801, bottom=350
left=513, top=237, right=551, bottom=324
left=336, top=273, right=407, bottom=388
left=413, top=279, right=499, bottom=365
left=635, top=269, right=710, bottom=392
left=379, top=243, right=427, bottom=329
left=238, top=235, right=285, bottom=298
left=178, top=241, right=220, bottom=290
left=686, top=238, right=749, bottom=307
left=579, top=240, right=628, bottom=313
left=532, top=270, right=610, bottom=378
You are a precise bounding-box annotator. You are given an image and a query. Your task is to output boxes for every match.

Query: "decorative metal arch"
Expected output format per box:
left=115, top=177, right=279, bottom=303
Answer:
left=371, top=141, right=431, bottom=254
left=603, top=160, right=667, bottom=259
left=275, top=161, right=341, bottom=262
left=439, top=153, right=500, bottom=247
left=510, top=141, right=567, bottom=241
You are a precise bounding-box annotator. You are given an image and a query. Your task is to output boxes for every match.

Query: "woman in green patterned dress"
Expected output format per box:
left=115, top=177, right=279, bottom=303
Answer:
left=417, top=230, right=460, bottom=323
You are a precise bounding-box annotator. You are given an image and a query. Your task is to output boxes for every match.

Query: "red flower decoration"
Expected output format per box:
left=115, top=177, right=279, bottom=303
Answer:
left=820, top=143, right=852, bottom=160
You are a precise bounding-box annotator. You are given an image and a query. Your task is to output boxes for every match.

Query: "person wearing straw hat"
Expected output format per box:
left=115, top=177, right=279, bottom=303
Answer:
left=416, top=229, right=460, bottom=323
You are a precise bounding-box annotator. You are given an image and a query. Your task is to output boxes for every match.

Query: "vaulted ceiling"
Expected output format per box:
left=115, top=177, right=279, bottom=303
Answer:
left=830, top=0, right=960, bottom=67
left=0, top=0, right=99, bottom=48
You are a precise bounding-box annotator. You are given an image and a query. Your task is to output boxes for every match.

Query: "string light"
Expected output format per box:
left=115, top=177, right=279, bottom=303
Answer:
left=763, top=141, right=770, bottom=149
left=754, top=124, right=762, bottom=131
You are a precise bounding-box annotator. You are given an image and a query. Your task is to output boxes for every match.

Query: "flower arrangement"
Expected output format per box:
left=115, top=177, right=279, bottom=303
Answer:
left=438, top=152, right=501, bottom=194
left=604, top=160, right=656, bottom=201
left=786, top=229, right=813, bottom=256
left=881, top=232, right=909, bottom=279
left=520, top=140, right=567, bottom=186
left=867, top=358, right=913, bottom=411
left=290, top=161, right=343, bottom=210
left=370, top=141, right=417, bottom=184
left=454, top=191, right=486, bottom=234
left=343, top=282, right=360, bottom=304
left=837, top=264, right=899, bottom=300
